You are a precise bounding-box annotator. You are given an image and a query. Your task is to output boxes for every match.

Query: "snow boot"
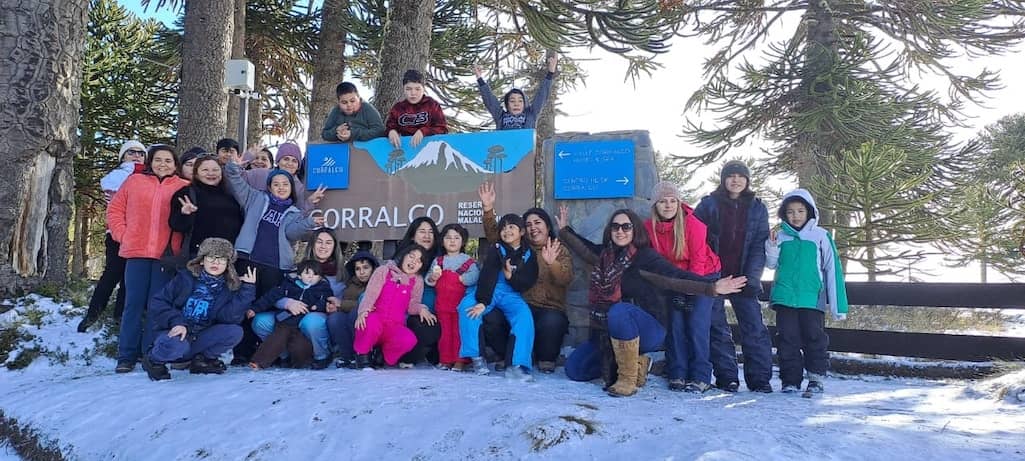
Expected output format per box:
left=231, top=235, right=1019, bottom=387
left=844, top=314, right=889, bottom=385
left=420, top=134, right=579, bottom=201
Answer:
left=749, top=383, right=774, bottom=394
left=471, top=356, right=490, bottom=375
left=335, top=357, right=357, bottom=369
left=507, top=365, right=534, bottom=382
left=607, top=337, right=640, bottom=397
left=668, top=378, right=687, bottom=392
left=141, top=356, right=170, bottom=381
left=715, top=380, right=740, bottom=393
left=636, top=355, right=652, bottom=388
left=115, top=359, right=135, bottom=374
left=683, top=381, right=711, bottom=393
left=781, top=384, right=801, bottom=393
left=805, top=380, right=824, bottom=394
left=190, top=356, right=226, bottom=375
left=76, top=314, right=98, bottom=333
left=355, top=354, right=372, bottom=370
left=538, top=361, right=557, bottom=374
left=311, top=357, right=332, bottom=370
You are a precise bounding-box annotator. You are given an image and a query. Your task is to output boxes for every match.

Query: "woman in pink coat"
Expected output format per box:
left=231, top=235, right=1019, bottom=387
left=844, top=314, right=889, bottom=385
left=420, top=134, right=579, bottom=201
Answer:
left=352, top=244, right=437, bottom=368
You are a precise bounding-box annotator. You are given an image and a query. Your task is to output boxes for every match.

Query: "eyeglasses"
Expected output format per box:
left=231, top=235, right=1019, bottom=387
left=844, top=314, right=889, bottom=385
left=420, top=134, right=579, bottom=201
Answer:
left=204, top=255, right=228, bottom=264
left=125, top=150, right=146, bottom=156
left=609, top=222, right=634, bottom=232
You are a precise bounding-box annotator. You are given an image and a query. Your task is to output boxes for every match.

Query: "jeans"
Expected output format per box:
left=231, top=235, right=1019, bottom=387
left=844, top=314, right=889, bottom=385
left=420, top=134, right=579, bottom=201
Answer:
left=149, top=324, right=243, bottom=363
left=118, top=258, right=171, bottom=362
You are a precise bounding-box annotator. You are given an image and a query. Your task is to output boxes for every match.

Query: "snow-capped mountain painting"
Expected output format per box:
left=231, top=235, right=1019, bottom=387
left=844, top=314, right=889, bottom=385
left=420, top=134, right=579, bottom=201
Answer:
left=397, top=141, right=491, bottom=194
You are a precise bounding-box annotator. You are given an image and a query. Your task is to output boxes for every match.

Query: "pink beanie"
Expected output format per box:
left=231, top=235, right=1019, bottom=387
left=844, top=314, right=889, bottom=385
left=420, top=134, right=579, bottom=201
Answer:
left=275, top=142, right=302, bottom=164
left=650, top=181, right=681, bottom=202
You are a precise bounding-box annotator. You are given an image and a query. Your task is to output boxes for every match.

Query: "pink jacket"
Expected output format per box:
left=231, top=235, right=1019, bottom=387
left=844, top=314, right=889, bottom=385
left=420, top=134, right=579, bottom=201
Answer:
left=357, top=262, right=426, bottom=321
left=645, top=202, right=722, bottom=277
left=107, top=172, right=189, bottom=259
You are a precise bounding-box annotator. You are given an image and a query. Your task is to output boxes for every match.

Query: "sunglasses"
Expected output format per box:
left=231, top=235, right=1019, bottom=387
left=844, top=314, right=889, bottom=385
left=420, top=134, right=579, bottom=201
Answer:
left=609, top=222, right=634, bottom=232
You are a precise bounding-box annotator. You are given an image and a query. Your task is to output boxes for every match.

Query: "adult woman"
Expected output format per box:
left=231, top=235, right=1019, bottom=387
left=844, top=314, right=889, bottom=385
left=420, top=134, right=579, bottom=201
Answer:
left=391, top=217, right=441, bottom=366
left=479, top=183, right=572, bottom=373
left=168, top=155, right=244, bottom=258
left=107, top=144, right=189, bottom=373
left=557, top=207, right=745, bottom=397
left=177, top=147, right=204, bottom=181
left=645, top=181, right=722, bottom=393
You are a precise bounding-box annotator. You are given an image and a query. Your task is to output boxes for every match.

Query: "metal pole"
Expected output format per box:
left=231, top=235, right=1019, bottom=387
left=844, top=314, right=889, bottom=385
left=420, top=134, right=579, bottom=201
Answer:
left=237, top=91, right=249, bottom=148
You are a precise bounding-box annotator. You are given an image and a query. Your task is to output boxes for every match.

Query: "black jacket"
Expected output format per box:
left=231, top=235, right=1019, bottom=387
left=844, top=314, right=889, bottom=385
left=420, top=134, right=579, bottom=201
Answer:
left=475, top=242, right=538, bottom=306
left=253, top=277, right=334, bottom=327
left=168, top=183, right=244, bottom=257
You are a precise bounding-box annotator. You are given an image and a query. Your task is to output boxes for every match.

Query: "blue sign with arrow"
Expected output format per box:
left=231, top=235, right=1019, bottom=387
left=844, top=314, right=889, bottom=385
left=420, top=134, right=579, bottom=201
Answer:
left=306, top=143, right=350, bottom=190
left=553, top=140, right=635, bottom=199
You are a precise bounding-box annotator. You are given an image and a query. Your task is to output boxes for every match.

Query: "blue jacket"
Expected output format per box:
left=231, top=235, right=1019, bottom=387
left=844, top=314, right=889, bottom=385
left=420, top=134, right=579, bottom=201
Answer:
left=694, top=190, right=769, bottom=296
left=476, top=73, right=554, bottom=130
left=149, top=269, right=256, bottom=334
left=254, top=277, right=334, bottom=327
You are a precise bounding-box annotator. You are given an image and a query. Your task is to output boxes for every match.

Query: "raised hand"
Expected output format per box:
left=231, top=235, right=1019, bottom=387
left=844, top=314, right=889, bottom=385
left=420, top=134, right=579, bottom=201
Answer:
left=240, top=266, right=257, bottom=284
left=312, top=215, right=326, bottom=227
left=547, top=54, right=558, bottom=73
left=541, top=238, right=561, bottom=265
left=178, top=195, right=198, bottom=215
left=714, top=276, right=747, bottom=295
left=556, top=204, right=570, bottom=229
left=473, top=65, right=483, bottom=79
left=478, top=182, right=496, bottom=212
left=308, top=184, right=327, bottom=205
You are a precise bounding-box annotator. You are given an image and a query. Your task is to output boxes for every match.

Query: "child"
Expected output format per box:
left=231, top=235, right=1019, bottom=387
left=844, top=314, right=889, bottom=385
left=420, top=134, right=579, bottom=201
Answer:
left=322, top=82, right=386, bottom=142
left=142, top=238, right=257, bottom=381
left=353, top=245, right=435, bottom=368
left=460, top=214, right=539, bottom=381
left=385, top=69, right=448, bottom=149
left=765, top=189, right=848, bottom=395
left=644, top=181, right=722, bottom=393
left=330, top=250, right=380, bottom=369
left=425, top=224, right=479, bottom=371
left=474, top=55, right=558, bottom=130
left=249, top=260, right=336, bottom=369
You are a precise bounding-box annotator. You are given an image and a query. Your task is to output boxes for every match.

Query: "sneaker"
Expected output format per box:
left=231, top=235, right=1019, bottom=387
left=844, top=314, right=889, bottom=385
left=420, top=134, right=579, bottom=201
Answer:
left=451, top=361, right=466, bottom=372
left=537, top=361, right=556, bottom=374
left=668, top=378, right=687, bottom=392
left=805, top=381, right=824, bottom=394
left=311, top=357, right=332, bottom=370
left=715, top=381, right=740, bottom=393
left=335, top=358, right=357, bottom=369
left=398, top=362, right=415, bottom=369
left=683, top=381, right=711, bottom=393
left=141, top=356, right=170, bottom=381
left=781, top=384, right=801, bottom=393
left=115, top=359, right=135, bottom=374
left=493, top=362, right=506, bottom=373
left=471, top=356, right=490, bottom=375
left=189, top=357, right=225, bottom=375
left=436, top=363, right=452, bottom=371
left=749, top=383, right=774, bottom=394
left=507, top=365, right=534, bottom=382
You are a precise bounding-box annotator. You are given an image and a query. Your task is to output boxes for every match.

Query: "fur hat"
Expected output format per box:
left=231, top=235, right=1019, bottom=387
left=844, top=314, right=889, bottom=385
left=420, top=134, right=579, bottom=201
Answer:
left=118, top=140, right=146, bottom=162
left=650, top=181, right=681, bottom=203
left=275, top=142, right=303, bottom=164
left=720, top=160, right=751, bottom=185
left=187, top=238, right=240, bottom=290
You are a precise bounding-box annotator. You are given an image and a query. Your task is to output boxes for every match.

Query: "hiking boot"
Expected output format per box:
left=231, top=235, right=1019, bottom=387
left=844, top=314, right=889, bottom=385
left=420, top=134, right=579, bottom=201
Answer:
left=537, top=361, right=556, bottom=374
left=115, top=359, right=135, bottom=374
left=471, top=356, right=490, bottom=375
left=141, top=356, right=170, bottom=381
left=507, top=365, right=534, bottom=383
left=436, top=363, right=452, bottom=371
left=335, top=358, right=357, bottom=369
left=355, top=354, right=372, bottom=370
left=715, top=380, right=740, bottom=393
left=169, top=360, right=192, bottom=371
left=668, top=378, right=687, bottom=392
left=749, top=383, right=774, bottom=394
left=189, top=357, right=225, bottom=375
left=683, top=381, right=711, bottom=393
left=76, top=315, right=98, bottom=333
left=805, top=381, right=824, bottom=394
left=781, top=384, right=801, bottom=393
left=310, top=357, right=332, bottom=370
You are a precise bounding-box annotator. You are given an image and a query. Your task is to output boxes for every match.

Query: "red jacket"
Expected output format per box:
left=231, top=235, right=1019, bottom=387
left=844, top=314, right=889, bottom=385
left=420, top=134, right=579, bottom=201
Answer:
left=385, top=95, right=448, bottom=136
left=107, top=172, right=189, bottom=259
left=645, top=203, right=722, bottom=277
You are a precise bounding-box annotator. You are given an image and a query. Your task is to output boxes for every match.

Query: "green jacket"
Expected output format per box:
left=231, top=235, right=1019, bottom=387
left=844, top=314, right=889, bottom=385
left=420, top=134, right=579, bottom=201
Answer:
left=765, top=189, right=848, bottom=320
left=320, top=102, right=386, bottom=142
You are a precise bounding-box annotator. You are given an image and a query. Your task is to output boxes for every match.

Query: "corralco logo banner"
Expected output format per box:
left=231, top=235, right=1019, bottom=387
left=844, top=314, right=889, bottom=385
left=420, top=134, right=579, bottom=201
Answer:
left=307, top=129, right=536, bottom=241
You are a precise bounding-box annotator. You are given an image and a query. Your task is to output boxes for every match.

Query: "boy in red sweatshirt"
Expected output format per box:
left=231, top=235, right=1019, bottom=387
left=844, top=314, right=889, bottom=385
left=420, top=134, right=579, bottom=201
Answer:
left=385, top=69, right=448, bottom=148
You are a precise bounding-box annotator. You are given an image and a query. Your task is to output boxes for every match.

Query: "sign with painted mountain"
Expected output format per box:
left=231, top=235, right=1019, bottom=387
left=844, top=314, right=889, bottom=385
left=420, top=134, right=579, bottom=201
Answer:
left=310, top=129, right=535, bottom=241
left=553, top=139, right=636, bottom=199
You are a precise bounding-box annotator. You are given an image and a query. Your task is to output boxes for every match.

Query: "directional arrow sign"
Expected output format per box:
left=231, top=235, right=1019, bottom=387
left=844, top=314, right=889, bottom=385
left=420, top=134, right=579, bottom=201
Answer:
left=553, top=139, right=636, bottom=199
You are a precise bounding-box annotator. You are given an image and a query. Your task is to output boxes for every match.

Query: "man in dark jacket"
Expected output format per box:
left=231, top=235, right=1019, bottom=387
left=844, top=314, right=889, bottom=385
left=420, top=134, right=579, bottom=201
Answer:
left=694, top=160, right=774, bottom=393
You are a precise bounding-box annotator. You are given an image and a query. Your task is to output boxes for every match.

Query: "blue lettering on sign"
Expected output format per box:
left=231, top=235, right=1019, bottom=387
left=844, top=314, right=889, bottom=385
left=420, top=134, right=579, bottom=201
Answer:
left=306, top=144, right=351, bottom=190
left=553, top=140, right=636, bottom=199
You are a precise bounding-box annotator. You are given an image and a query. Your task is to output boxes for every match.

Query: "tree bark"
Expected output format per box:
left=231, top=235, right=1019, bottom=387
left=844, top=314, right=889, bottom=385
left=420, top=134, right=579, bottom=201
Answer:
left=71, top=206, right=88, bottom=278
left=373, top=0, right=435, bottom=118
left=178, top=0, right=234, bottom=152
left=307, top=0, right=349, bottom=144
left=0, top=0, right=86, bottom=295
left=247, top=58, right=264, bottom=146
left=533, top=49, right=558, bottom=206
left=225, top=0, right=247, bottom=141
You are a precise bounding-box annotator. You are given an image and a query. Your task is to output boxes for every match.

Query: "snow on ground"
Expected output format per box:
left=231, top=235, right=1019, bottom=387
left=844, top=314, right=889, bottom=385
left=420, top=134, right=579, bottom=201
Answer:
left=2, top=297, right=1024, bottom=460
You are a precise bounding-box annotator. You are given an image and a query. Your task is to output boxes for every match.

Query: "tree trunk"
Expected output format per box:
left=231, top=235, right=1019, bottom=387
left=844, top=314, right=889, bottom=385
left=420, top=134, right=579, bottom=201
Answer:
left=225, top=0, right=247, bottom=142
left=373, top=0, right=435, bottom=118
left=0, top=0, right=86, bottom=295
left=533, top=49, right=558, bottom=206
left=178, top=1, right=234, bottom=152
left=70, top=205, right=89, bottom=278
left=247, top=58, right=264, bottom=146
left=307, top=0, right=349, bottom=144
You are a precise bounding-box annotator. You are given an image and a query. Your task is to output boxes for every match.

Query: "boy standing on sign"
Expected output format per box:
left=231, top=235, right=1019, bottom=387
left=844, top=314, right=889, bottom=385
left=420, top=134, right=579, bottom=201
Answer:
left=765, top=188, right=848, bottom=396
left=474, top=55, right=558, bottom=130
left=321, top=82, right=386, bottom=142
left=385, top=69, right=448, bottom=149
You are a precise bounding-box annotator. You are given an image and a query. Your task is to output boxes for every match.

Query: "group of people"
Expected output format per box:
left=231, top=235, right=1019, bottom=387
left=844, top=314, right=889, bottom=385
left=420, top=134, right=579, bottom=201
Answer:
left=80, top=57, right=847, bottom=397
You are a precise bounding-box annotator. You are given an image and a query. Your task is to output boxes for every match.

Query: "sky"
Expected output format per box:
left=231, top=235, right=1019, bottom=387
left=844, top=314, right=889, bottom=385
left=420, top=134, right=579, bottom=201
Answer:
left=117, top=1, right=1025, bottom=282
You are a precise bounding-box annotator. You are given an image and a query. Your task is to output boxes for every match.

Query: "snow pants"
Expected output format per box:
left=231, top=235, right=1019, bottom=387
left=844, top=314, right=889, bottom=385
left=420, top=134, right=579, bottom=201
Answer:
left=774, top=305, right=828, bottom=387
left=149, top=324, right=243, bottom=363
left=459, top=283, right=535, bottom=369
left=353, top=314, right=417, bottom=366
left=709, top=294, right=774, bottom=389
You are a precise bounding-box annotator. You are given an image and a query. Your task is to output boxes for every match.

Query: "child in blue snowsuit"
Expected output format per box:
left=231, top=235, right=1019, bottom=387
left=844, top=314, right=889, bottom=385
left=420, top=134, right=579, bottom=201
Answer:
left=460, top=214, right=538, bottom=380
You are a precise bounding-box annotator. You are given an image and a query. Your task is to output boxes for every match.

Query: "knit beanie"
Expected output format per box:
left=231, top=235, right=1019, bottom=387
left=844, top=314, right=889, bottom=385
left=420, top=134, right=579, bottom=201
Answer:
left=650, top=181, right=682, bottom=203
left=720, top=160, right=751, bottom=185
left=118, top=140, right=146, bottom=162
left=275, top=142, right=303, bottom=164
left=187, top=238, right=240, bottom=289
left=216, top=138, right=240, bottom=154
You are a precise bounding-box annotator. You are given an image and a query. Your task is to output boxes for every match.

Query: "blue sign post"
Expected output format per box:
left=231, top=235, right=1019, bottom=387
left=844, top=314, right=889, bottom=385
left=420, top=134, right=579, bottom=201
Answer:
left=553, top=140, right=636, bottom=199
left=305, top=143, right=351, bottom=190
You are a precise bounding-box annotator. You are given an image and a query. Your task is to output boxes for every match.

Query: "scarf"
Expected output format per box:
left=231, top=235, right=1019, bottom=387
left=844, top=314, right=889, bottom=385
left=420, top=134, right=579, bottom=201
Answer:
left=266, top=192, right=294, bottom=208
left=319, top=259, right=338, bottom=278
left=588, top=244, right=637, bottom=308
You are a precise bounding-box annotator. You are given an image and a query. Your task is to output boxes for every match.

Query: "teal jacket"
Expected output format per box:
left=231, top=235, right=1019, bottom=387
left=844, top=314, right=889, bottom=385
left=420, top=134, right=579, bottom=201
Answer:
left=321, top=102, right=386, bottom=142
left=765, top=189, right=848, bottom=320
